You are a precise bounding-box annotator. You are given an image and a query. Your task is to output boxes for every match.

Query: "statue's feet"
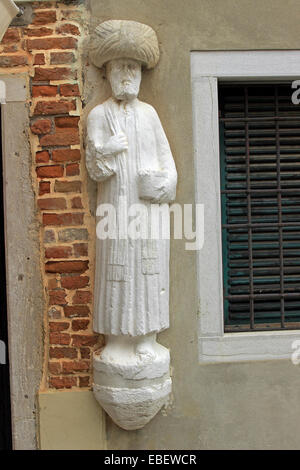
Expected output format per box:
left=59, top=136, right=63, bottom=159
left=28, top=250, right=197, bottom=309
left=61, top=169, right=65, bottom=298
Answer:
left=99, top=335, right=137, bottom=364
left=99, top=333, right=158, bottom=364
left=100, top=341, right=119, bottom=363
left=135, top=334, right=157, bottom=362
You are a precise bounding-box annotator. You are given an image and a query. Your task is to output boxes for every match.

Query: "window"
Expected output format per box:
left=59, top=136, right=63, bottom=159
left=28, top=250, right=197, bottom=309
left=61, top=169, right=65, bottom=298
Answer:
left=191, top=51, right=300, bottom=362
left=219, top=83, right=300, bottom=332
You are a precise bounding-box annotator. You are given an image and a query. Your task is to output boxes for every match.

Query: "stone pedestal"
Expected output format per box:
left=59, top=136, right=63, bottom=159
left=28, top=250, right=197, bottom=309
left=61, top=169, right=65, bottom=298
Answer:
left=93, top=342, right=171, bottom=430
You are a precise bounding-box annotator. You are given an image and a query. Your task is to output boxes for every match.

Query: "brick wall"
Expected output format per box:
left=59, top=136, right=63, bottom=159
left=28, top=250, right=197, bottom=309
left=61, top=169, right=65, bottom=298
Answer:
left=0, top=1, right=103, bottom=390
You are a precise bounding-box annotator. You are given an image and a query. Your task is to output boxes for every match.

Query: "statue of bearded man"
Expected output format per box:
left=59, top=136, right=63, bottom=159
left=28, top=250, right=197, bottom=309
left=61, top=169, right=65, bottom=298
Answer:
left=86, top=20, right=177, bottom=363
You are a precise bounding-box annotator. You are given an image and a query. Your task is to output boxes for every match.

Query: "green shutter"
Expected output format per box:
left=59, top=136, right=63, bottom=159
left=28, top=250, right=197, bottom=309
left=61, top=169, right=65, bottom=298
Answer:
left=219, top=83, right=300, bottom=331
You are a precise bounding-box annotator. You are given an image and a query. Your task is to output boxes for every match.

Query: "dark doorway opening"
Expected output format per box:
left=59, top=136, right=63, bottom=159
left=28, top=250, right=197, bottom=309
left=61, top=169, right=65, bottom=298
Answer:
left=0, top=107, right=12, bottom=450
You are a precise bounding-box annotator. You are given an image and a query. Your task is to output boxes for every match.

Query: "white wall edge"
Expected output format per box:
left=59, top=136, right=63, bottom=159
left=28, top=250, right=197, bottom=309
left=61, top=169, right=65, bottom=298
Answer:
left=191, top=50, right=300, bottom=79
left=1, top=74, right=43, bottom=448
left=0, top=75, right=27, bottom=102
left=199, top=330, right=300, bottom=363
left=0, top=80, right=6, bottom=104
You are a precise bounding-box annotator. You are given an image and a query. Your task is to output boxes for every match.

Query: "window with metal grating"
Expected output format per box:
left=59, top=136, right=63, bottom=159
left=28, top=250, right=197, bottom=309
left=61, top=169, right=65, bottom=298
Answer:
left=219, top=83, right=300, bottom=332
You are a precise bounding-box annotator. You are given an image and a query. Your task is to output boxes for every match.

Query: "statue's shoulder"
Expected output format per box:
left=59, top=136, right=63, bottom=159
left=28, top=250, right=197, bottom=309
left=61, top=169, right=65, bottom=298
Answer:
left=87, top=102, right=106, bottom=121
left=137, top=100, right=160, bottom=120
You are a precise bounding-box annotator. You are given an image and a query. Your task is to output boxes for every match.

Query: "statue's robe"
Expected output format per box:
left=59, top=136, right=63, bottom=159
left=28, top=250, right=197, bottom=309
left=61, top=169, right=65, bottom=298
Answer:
left=86, top=97, right=177, bottom=336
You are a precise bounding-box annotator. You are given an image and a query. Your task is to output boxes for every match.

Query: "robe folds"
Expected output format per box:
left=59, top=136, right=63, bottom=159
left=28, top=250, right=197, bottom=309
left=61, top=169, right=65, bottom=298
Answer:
left=86, top=97, right=177, bottom=336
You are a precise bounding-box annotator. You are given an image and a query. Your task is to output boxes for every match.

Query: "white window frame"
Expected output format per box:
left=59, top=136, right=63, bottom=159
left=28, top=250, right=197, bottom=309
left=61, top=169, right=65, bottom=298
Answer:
left=191, top=50, right=300, bottom=363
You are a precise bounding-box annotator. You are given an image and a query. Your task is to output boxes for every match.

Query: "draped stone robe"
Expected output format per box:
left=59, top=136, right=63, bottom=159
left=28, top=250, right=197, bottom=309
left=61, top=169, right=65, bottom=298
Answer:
left=86, top=97, right=177, bottom=336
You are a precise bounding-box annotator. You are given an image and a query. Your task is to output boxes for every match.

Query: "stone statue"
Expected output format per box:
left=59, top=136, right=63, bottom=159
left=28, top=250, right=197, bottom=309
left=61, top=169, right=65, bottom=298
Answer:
left=86, top=20, right=177, bottom=430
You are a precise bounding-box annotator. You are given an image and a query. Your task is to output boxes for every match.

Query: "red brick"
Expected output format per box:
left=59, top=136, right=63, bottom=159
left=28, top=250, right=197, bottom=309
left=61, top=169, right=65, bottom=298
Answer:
left=72, top=319, right=89, bottom=331
left=36, top=165, right=64, bottom=178
left=48, top=278, right=58, bottom=290
left=61, top=10, right=82, bottom=21
left=46, top=246, right=72, bottom=258
left=52, top=149, right=80, bottom=162
left=73, top=243, right=88, bottom=257
left=46, top=260, right=89, bottom=274
left=44, top=230, right=56, bottom=244
left=50, top=52, right=75, bottom=64
left=71, top=334, right=98, bottom=347
left=36, top=150, right=50, bottom=163
left=66, top=163, right=79, bottom=176
left=33, top=53, right=45, bottom=65
left=72, top=291, right=92, bottom=305
left=0, top=55, right=28, bottom=67
left=49, top=290, right=67, bottom=306
left=2, top=45, right=18, bottom=53
left=1, top=28, right=20, bottom=44
left=80, top=347, right=90, bottom=359
left=43, top=213, right=83, bottom=226
left=64, top=305, right=90, bottom=318
left=58, top=228, right=88, bottom=242
left=38, top=197, right=67, bottom=210
left=61, top=275, right=89, bottom=289
left=31, top=118, right=52, bottom=135
left=25, top=27, right=53, bottom=37
left=55, top=116, right=79, bottom=128
left=56, top=24, right=80, bottom=36
left=39, top=181, right=50, bottom=195
left=50, top=332, right=70, bottom=345
left=49, top=346, right=77, bottom=359
left=79, top=376, right=90, bottom=387
left=34, top=67, right=76, bottom=82
left=49, top=376, right=76, bottom=389
left=71, top=197, right=83, bottom=209
left=32, top=85, right=57, bottom=97
left=49, top=321, right=69, bottom=332
left=40, top=129, right=79, bottom=146
left=60, top=84, right=79, bottom=97
left=48, top=307, right=62, bottom=319
left=48, top=362, right=61, bottom=375
left=34, top=99, right=76, bottom=115
left=33, top=10, right=57, bottom=26
left=54, top=180, right=81, bottom=193
left=62, top=360, right=89, bottom=374
left=28, top=37, right=77, bottom=50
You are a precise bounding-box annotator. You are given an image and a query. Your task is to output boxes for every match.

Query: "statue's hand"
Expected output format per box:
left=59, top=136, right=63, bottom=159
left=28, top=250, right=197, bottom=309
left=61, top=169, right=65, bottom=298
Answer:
left=149, top=188, right=171, bottom=204
left=138, top=170, right=175, bottom=203
left=100, top=133, right=128, bottom=156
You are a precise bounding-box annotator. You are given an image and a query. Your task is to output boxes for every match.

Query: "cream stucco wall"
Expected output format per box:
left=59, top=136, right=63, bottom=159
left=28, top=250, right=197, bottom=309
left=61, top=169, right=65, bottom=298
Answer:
left=85, top=0, right=300, bottom=450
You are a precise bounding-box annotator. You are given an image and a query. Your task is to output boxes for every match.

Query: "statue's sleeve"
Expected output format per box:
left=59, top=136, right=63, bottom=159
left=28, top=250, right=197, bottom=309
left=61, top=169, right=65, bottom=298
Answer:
left=86, top=106, right=116, bottom=182
left=152, top=107, right=177, bottom=202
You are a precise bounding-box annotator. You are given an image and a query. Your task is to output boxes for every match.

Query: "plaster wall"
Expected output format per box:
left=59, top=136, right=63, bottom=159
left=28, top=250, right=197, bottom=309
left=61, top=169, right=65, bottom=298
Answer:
left=38, top=390, right=106, bottom=450
left=85, top=0, right=300, bottom=449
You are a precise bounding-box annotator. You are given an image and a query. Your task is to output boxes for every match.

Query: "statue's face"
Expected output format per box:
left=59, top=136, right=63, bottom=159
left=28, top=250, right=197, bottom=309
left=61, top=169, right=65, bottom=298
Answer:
left=106, top=58, right=142, bottom=101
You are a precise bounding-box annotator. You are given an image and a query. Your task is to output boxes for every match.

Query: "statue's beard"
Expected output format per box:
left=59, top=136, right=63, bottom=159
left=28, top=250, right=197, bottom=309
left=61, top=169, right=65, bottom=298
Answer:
left=111, top=81, right=140, bottom=101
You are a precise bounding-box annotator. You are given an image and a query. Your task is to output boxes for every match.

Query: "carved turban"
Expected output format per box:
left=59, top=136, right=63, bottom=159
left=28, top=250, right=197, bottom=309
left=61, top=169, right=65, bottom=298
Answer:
left=89, top=20, right=160, bottom=69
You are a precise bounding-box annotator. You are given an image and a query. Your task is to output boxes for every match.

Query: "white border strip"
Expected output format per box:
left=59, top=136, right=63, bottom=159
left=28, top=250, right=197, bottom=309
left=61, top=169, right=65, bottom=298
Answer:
left=191, top=50, right=300, bottom=80
left=0, top=81, right=6, bottom=104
